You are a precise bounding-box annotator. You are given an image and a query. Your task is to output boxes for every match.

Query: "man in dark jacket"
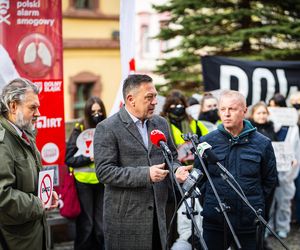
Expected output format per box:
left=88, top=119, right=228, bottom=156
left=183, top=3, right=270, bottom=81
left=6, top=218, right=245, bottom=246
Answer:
left=0, top=78, right=58, bottom=250
left=194, top=90, right=277, bottom=250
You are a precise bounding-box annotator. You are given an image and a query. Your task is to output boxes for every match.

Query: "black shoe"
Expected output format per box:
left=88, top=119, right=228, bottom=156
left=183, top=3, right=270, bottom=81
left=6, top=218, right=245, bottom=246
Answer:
left=263, top=239, right=273, bottom=250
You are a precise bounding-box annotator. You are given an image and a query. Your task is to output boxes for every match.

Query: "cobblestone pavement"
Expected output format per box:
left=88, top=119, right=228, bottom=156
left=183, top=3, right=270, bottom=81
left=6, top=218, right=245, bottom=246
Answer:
left=267, top=223, right=300, bottom=250
left=53, top=241, right=73, bottom=250
left=53, top=224, right=300, bottom=250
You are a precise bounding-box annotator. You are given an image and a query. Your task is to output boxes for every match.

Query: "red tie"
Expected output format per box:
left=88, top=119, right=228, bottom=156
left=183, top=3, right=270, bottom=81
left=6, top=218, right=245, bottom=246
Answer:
left=22, top=131, right=30, bottom=144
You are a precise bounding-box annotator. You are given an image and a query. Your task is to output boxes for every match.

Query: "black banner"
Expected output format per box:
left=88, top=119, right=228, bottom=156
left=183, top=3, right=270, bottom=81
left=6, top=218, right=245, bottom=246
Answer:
left=201, top=56, right=300, bottom=106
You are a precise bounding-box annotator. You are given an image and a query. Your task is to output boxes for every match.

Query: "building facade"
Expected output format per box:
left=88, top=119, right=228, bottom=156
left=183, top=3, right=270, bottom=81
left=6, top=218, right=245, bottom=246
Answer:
left=62, top=0, right=121, bottom=121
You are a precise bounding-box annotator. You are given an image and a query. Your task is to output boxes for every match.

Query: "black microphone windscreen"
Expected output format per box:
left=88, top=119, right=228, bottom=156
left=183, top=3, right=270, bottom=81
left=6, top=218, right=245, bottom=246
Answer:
left=204, top=149, right=219, bottom=164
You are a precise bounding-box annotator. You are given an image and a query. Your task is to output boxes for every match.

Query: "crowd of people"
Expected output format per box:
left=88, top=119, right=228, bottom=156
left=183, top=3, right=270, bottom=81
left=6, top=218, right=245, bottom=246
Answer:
left=1, top=75, right=300, bottom=250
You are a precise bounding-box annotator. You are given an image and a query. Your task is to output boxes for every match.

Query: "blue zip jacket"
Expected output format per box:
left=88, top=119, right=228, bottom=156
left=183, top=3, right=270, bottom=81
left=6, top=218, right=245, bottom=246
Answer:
left=195, top=120, right=278, bottom=232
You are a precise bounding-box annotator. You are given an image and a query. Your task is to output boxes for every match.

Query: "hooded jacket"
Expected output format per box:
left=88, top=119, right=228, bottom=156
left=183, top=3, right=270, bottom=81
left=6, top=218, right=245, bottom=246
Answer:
left=195, top=120, right=278, bottom=232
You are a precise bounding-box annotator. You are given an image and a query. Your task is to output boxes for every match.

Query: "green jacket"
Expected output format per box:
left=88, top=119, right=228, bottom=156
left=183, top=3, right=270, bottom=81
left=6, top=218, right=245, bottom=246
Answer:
left=0, top=116, right=47, bottom=250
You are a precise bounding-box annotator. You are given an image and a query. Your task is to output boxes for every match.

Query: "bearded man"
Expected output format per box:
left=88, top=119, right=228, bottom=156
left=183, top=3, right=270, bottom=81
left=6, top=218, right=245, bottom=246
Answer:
left=0, top=78, right=58, bottom=250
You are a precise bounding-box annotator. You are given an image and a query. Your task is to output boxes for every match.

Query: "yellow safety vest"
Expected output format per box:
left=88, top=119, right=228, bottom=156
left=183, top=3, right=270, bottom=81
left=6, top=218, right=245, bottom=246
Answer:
left=171, top=120, right=209, bottom=146
left=71, top=123, right=99, bottom=184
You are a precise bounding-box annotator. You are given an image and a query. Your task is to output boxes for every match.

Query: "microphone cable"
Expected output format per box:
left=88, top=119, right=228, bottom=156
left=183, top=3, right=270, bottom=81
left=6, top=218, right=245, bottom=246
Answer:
left=165, top=153, right=180, bottom=250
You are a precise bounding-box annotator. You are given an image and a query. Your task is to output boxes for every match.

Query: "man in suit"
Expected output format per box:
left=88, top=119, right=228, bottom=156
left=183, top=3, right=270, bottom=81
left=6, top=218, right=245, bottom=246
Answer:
left=94, top=74, right=191, bottom=250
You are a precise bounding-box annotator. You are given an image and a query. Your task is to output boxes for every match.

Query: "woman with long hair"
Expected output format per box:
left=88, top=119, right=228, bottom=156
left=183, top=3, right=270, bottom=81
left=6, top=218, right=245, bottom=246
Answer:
left=161, top=90, right=209, bottom=154
left=249, top=101, right=277, bottom=141
left=65, top=96, right=106, bottom=250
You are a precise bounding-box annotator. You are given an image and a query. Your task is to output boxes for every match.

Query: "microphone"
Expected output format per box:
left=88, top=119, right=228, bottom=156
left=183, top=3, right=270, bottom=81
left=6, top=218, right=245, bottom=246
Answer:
left=197, top=142, right=218, bottom=164
left=197, top=142, right=234, bottom=179
left=182, top=168, right=203, bottom=197
left=182, top=133, right=199, bottom=144
left=150, top=129, right=172, bottom=155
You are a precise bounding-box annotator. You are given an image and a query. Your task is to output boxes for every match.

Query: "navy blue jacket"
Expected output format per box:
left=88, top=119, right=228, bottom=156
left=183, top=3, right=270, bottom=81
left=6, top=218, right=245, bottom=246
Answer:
left=194, top=120, right=278, bottom=232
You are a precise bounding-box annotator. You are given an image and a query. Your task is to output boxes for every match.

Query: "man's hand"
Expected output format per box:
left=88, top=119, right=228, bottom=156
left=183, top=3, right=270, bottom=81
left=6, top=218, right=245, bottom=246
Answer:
left=48, top=190, right=59, bottom=210
left=150, top=163, right=169, bottom=183
left=175, top=165, right=193, bottom=183
left=40, top=190, right=59, bottom=210
left=42, top=190, right=59, bottom=211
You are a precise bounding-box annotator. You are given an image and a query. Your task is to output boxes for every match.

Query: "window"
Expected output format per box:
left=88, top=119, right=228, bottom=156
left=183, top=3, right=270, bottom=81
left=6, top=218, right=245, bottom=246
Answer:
left=65, top=0, right=118, bottom=19
left=74, top=82, right=94, bottom=118
left=74, top=0, right=94, bottom=10
left=159, top=21, right=170, bottom=53
left=141, top=25, right=150, bottom=55
left=70, top=72, right=102, bottom=119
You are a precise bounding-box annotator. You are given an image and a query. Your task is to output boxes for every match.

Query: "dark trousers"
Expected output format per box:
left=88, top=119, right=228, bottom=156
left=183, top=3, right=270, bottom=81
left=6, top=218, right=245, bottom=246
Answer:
left=75, top=181, right=105, bottom=250
left=153, top=207, right=162, bottom=250
left=203, top=229, right=256, bottom=250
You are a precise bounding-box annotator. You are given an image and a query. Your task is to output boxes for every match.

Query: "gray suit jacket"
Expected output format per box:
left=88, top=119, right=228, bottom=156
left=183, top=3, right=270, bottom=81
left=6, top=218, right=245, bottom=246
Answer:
left=94, top=106, right=180, bottom=250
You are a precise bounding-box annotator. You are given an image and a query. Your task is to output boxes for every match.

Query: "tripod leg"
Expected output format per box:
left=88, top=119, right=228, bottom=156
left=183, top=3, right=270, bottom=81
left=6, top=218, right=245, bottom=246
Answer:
left=224, top=218, right=227, bottom=250
left=256, top=222, right=264, bottom=250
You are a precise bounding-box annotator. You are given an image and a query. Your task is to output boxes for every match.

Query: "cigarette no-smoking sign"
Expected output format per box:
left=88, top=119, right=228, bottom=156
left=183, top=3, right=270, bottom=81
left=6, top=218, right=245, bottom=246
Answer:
left=38, top=169, right=54, bottom=208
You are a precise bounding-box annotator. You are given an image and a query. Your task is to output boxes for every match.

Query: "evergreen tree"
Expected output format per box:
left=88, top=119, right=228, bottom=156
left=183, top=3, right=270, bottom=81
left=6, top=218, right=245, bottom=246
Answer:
left=154, top=0, right=300, bottom=93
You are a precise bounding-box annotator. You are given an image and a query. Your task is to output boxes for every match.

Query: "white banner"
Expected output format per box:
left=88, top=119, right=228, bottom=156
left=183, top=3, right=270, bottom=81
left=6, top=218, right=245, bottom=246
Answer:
left=272, top=142, right=294, bottom=172
left=110, top=0, right=136, bottom=116
left=268, top=107, right=298, bottom=127
left=0, top=45, right=19, bottom=88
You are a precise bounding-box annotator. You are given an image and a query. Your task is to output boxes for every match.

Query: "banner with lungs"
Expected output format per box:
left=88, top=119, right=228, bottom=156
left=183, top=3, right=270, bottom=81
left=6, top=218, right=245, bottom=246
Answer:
left=0, top=1, right=65, bottom=175
left=201, top=56, right=300, bottom=106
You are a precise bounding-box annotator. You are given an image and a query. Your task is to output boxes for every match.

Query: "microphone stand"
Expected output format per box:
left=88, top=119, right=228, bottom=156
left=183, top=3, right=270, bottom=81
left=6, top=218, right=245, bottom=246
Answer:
left=183, top=170, right=202, bottom=250
left=218, top=172, right=290, bottom=250
left=181, top=191, right=200, bottom=250
left=160, top=149, right=208, bottom=250
left=188, top=136, right=242, bottom=250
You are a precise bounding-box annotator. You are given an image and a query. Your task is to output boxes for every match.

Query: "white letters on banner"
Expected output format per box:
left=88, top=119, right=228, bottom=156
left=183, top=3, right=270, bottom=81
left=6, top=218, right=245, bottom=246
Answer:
left=220, top=66, right=288, bottom=105
left=0, top=0, right=10, bottom=25
left=36, top=116, right=63, bottom=128
left=220, top=65, right=249, bottom=99
left=271, top=142, right=294, bottom=172
left=252, top=68, right=276, bottom=104
left=268, top=107, right=298, bottom=127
